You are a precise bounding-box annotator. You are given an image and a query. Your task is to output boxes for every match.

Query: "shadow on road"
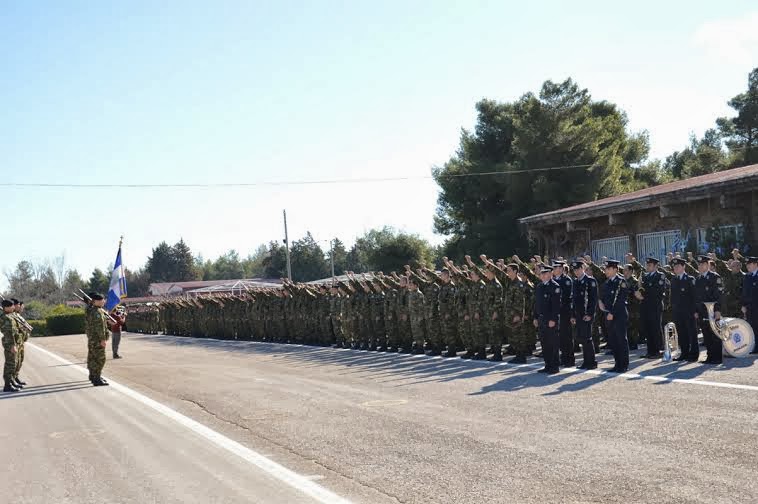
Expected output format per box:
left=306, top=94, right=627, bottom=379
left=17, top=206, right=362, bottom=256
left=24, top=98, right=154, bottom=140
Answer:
left=0, top=381, right=93, bottom=400
left=121, top=332, right=756, bottom=395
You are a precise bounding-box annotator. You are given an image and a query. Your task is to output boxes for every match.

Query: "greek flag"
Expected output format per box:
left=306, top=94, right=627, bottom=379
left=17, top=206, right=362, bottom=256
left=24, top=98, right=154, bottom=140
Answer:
left=106, top=240, right=128, bottom=310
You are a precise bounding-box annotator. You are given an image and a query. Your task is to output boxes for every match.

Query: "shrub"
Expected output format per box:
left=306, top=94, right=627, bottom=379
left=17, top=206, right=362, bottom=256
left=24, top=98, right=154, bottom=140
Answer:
left=28, top=320, right=50, bottom=337
left=46, top=313, right=86, bottom=335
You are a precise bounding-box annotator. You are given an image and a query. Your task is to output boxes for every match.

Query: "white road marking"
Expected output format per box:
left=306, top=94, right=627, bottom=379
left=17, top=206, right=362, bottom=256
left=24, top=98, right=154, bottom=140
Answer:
left=27, top=343, right=352, bottom=504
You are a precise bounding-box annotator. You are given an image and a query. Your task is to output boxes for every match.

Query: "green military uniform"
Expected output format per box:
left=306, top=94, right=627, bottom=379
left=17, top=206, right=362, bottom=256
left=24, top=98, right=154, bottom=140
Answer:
left=1, top=309, right=21, bottom=391
left=504, top=277, right=530, bottom=360
left=12, top=311, right=30, bottom=383
left=483, top=275, right=504, bottom=359
left=85, top=302, right=110, bottom=386
left=438, top=278, right=458, bottom=355
left=408, top=286, right=426, bottom=353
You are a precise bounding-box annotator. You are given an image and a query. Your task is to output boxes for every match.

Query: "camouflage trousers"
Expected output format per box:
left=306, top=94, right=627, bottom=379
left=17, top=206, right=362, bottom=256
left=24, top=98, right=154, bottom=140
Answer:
left=458, top=316, right=472, bottom=352
left=87, top=341, right=107, bottom=378
left=410, top=319, right=425, bottom=348
left=398, top=317, right=412, bottom=350
left=440, top=313, right=458, bottom=350
left=426, top=311, right=443, bottom=350
left=508, top=323, right=532, bottom=355
left=3, top=347, right=16, bottom=381
left=330, top=316, right=344, bottom=346
left=15, top=342, right=24, bottom=378
left=469, top=316, right=486, bottom=351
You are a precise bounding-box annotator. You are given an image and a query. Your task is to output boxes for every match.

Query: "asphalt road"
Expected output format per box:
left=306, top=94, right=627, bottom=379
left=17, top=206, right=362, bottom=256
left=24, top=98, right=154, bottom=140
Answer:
left=5, top=333, right=758, bottom=504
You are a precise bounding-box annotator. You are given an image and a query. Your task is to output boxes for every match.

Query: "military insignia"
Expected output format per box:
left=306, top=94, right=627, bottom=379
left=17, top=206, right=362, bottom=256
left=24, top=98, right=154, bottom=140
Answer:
left=565, top=280, right=571, bottom=286
left=659, top=280, right=664, bottom=285
left=621, top=281, right=627, bottom=289
left=555, top=288, right=560, bottom=294
left=716, top=278, right=722, bottom=285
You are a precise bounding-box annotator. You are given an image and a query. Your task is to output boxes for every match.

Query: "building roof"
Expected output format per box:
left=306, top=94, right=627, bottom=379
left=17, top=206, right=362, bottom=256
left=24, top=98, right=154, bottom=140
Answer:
left=149, top=278, right=281, bottom=295
left=519, top=163, right=758, bottom=226
left=188, top=279, right=282, bottom=294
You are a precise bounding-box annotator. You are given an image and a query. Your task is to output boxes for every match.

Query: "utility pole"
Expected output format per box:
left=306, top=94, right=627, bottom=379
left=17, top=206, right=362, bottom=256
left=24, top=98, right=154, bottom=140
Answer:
left=330, top=239, right=335, bottom=280
left=283, top=209, right=292, bottom=281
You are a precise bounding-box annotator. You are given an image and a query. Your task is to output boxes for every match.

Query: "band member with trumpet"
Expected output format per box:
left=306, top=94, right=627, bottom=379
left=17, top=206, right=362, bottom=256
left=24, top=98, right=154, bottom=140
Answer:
left=637, top=258, right=667, bottom=358
left=599, top=260, right=631, bottom=372
left=694, top=255, right=724, bottom=364
left=670, top=257, right=698, bottom=362
left=571, top=260, right=598, bottom=369
left=741, top=256, right=758, bottom=354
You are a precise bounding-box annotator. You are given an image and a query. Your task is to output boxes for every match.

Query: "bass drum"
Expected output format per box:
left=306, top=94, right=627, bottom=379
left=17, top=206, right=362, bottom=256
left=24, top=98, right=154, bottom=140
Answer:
left=721, top=318, right=756, bottom=358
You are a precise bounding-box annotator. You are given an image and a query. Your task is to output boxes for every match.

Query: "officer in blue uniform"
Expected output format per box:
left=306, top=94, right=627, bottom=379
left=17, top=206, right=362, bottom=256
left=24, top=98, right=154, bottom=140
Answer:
left=670, top=257, right=698, bottom=361
left=552, top=260, right=575, bottom=367
left=740, top=256, right=758, bottom=354
left=637, top=257, right=667, bottom=358
left=600, top=260, right=630, bottom=372
left=694, top=255, right=724, bottom=364
left=533, top=265, right=561, bottom=374
left=571, top=260, right=597, bottom=369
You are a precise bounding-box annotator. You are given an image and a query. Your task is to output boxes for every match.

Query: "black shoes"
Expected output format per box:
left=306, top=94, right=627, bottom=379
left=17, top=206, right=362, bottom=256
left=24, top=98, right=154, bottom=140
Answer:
left=510, top=355, right=527, bottom=364
left=577, top=362, right=597, bottom=370
left=3, top=381, right=19, bottom=393
left=113, top=354, right=122, bottom=359
left=15, top=377, right=26, bottom=386
left=472, top=351, right=487, bottom=360
left=460, top=351, right=475, bottom=360
left=607, top=367, right=628, bottom=373
left=488, top=353, right=503, bottom=362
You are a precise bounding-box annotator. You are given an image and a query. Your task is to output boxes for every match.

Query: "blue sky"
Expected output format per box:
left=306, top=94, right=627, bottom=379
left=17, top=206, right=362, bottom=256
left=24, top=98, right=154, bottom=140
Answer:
left=2, top=1, right=757, bottom=286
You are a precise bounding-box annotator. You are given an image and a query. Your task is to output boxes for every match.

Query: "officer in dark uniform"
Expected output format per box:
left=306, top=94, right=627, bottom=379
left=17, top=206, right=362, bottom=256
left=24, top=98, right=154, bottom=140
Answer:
left=740, top=256, right=758, bottom=354
left=570, top=260, right=597, bottom=369
left=552, top=260, right=575, bottom=367
left=600, top=260, right=630, bottom=372
left=694, top=255, right=724, bottom=364
left=670, top=257, right=698, bottom=361
left=637, top=257, right=667, bottom=358
left=533, top=265, right=561, bottom=374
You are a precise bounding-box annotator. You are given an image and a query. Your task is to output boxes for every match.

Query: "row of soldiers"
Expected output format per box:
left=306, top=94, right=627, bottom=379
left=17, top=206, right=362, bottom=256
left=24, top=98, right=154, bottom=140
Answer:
left=125, top=250, right=758, bottom=373
left=1, top=298, right=32, bottom=393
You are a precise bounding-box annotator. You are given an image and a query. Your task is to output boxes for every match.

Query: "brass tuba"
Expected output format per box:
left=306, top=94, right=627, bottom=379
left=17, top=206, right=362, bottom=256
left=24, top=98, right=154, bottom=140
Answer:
left=663, top=322, right=680, bottom=362
left=704, top=302, right=755, bottom=358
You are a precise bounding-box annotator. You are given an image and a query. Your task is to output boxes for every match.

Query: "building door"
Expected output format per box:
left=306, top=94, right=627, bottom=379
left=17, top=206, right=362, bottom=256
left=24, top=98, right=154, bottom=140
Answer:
left=591, top=236, right=630, bottom=262
left=636, top=230, right=681, bottom=263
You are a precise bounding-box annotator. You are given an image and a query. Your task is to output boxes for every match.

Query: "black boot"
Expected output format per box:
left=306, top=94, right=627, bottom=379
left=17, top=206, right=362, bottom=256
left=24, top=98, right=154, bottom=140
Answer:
left=488, top=352, right=503, bottom=362
left=443, top=346, right=457, bottom=358
left=4, top=380, right=19, bottom=393
left=510, top=354, right=527, bottom=364
left=472, top=350, right=487, bottom=360
left=15, top=377, right=26, bottom=386
left=460, top=350, right=475, bottom=360
left=12, top=378, right=24, bottom=389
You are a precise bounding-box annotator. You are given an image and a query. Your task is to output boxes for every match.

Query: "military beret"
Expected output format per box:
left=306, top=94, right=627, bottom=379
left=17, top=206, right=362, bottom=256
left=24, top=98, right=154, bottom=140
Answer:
left=1, top=300, right=13, bottom=308
left=670, top=258, right=687, bottom=267
left=645, top=257, right=660, bottom=264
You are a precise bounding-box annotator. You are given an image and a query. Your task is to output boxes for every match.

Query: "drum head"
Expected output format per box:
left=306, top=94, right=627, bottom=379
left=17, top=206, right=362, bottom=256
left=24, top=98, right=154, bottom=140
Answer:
left=722, top=320, right=756, bottom=358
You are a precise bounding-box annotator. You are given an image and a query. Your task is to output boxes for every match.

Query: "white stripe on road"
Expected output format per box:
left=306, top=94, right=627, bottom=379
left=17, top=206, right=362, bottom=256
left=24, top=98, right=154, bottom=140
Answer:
left=27, top=342, right=351, bottom=504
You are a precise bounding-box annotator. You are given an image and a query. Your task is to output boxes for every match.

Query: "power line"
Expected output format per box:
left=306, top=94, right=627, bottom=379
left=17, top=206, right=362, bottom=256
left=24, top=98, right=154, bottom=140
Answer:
left=0, top=163, right=595, bottom=189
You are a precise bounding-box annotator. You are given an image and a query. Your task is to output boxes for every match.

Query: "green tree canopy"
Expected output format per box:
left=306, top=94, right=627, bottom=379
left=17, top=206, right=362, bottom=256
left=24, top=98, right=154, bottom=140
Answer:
left=433, top=77, right=649, bottom=258
left=290, top=232, right=329, bottom=282
left=717, top=67, right=758, bottom=167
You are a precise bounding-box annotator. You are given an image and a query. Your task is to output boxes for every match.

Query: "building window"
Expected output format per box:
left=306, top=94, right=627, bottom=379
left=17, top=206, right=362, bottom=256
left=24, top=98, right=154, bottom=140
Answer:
left=591, top=236, right=630, bottom=262
left=697, top=224, right=744, bottom=254
left=636, top=230, right=681, bottom=263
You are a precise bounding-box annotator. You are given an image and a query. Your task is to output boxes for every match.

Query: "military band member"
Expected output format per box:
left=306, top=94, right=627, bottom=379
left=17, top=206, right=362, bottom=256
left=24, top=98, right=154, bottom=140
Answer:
left=552, top=261, right=575, bottom=367
left=670, top=257, right=699, bottom=362
left=533, top=266, right=561, bottom=374
left=637, top=258, right=667, bottom=358
left=741, top=257, right=758, bottom=354
left=599, top=260, right=630, bottom=372
left=694, top=255, right=723, bottom=364
left=571, top=260, right=598, bottom=369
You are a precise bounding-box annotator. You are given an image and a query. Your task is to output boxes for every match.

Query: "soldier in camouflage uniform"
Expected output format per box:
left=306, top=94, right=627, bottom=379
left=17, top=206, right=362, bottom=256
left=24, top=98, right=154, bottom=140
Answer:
left=436, top=267, right=458, bottom=357
left=482, top=264, right=504, bottom=361
left=2, top=299, right=21, bottom=392
left=10, top=300, right=30, bottom=386
left=85, top=293, right=110, bottom=386
left=503, top=264, right=531, bottom=363
left=407, top=277, right=426, bottom=354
